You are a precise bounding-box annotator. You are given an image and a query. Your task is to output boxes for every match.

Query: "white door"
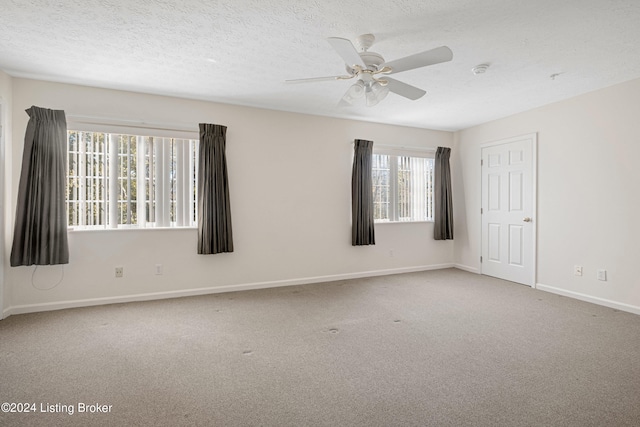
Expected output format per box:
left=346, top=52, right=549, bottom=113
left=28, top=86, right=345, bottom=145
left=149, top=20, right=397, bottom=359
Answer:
left=481, top=134, right=536, bottom=286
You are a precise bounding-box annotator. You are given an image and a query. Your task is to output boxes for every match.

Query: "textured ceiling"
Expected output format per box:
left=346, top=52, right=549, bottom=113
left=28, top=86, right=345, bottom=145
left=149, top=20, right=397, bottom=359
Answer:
left=2, top=0, right=640, bottom=131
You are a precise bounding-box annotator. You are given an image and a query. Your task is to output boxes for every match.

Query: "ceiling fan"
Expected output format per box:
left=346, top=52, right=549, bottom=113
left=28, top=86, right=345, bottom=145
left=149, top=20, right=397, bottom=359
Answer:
left=286, top=34, right=453, bottom=107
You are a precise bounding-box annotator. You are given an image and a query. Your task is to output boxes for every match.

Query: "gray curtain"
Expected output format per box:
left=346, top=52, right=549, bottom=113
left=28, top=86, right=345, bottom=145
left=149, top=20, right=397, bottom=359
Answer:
left=351, top=139, right=375, bottom=246
left=434, top=146, right=454, bottom=240
left=10, top=106, right=69, bottom=266
left=198, top=123, right=233, bottom=254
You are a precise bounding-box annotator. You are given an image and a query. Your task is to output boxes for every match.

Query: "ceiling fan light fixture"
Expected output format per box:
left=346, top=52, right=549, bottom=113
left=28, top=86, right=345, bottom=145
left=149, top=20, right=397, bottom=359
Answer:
left=348, top=80, right=365, bottom=97
left=372, top=81, right=389, bottom=101
left=364, top=81, right=389, bottom=107
left=342, top=80, right=366, bottom=105
left=365, top=90, right=378, bottom=107
left=363, top=82, right=379, bottom=107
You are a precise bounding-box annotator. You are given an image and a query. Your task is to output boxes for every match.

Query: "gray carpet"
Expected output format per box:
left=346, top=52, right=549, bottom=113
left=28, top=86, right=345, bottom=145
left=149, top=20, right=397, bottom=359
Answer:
left=1, top=268, right=639, bottom=426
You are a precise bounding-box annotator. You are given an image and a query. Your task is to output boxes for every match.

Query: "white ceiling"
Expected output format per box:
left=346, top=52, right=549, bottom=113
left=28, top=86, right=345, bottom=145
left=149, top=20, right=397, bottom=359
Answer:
left=2, top=0, right=640, bottom=131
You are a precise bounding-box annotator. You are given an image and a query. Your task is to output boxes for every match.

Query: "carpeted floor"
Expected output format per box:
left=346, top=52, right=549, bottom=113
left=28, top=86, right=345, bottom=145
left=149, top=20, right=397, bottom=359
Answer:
left=1, top=268, right=639, bottom=426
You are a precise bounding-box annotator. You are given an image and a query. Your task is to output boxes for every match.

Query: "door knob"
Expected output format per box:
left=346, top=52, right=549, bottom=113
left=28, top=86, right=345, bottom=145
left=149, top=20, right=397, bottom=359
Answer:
left=523, top=217, right=532, bottom=222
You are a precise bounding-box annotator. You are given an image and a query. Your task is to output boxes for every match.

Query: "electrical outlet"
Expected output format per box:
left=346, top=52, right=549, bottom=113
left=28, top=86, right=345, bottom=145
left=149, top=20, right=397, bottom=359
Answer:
left=155, top=264, right=163, bottom=275
left=574, top=265, right=583, bottom=276
left=597, top=269, right=607, bottom=281
left=115, top=266, right=124, bottom=278
left=389, top=249, right=394, bottom=257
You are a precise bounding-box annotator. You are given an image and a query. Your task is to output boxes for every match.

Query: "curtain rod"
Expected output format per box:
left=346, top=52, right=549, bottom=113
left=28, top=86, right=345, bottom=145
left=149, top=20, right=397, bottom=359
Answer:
left=66, top=114, right=199, bottom=134
left=352, top=142, right=437, bottom=152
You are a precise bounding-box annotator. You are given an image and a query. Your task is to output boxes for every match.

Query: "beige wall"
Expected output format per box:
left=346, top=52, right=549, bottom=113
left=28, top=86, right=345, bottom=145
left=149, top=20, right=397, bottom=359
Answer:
left=6, top=75, right=638, bottom=316
left=453, top=77, right=640, bottom=312
left=0, top=70, right=13, bottom=317
left=4, top=78, right=454, bottom=314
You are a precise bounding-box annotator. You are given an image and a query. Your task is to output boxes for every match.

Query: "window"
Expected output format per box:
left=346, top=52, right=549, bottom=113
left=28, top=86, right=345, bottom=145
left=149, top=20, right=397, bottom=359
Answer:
left=372, top=152, right=434, bottom=222
left=67, top=131, right=198, bottom=229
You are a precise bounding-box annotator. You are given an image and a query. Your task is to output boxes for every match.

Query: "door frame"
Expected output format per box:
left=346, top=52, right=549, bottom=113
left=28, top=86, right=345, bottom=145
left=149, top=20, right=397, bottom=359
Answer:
left=0, top=99, right=4, bottom=318
left=480, top=133, right=538, bottom=288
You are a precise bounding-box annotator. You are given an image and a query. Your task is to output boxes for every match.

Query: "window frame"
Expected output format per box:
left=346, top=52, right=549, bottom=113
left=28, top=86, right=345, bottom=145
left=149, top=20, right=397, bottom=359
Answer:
left=372, top=147, right=435, bottom=224
left=66, top=127, right=199, bottom=231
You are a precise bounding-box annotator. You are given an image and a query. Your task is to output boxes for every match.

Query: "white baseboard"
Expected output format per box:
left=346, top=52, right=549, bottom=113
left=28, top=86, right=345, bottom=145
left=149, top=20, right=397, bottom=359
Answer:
left=454, top=264, right=480, bottom=274
left=536, top=283, right=640, bottom=315
left=3, top=263, right=455, bottom=317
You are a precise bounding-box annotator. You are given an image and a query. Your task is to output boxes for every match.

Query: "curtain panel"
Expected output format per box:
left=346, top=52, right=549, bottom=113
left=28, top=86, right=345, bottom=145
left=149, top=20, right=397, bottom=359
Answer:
left=351, top=139, right=375, bottom=246
left=197, top=123, right=233, bottom=254
left=434, top=146, right=454, bottom=240
left=11, top=106, right=69, bottom=266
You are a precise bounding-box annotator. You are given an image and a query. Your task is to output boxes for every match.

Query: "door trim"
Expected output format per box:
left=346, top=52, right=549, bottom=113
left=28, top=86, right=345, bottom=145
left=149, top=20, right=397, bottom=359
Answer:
left=480, top=133, right=537, bottom=288
left=0, top=98, right=4, bottom=318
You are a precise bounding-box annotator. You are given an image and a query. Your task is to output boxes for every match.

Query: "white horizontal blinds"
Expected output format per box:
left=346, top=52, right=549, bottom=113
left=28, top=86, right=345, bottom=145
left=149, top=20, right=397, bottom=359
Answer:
left=372, top=154, right=391, bottom=221
left=66, top=131, right=198, bottom=229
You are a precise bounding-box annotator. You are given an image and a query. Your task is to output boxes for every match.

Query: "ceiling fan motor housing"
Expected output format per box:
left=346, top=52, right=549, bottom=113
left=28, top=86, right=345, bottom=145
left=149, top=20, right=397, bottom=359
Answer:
left=345, top=33, right=386, bottom=73
left=346, top=51, right=385, bottom=74
left=361, top=52, right=385, bottom=70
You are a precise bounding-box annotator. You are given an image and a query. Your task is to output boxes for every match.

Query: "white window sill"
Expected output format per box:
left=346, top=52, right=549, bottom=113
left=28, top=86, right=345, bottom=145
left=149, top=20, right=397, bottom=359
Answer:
left=68, top=226, right=197, bottom=233
left=374, top=220, right=434, bottom=225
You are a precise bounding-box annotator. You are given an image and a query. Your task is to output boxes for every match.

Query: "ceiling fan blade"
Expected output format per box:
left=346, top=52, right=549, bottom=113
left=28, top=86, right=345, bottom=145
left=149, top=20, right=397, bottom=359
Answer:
left=383, top=77, right=426, bottom=100
left=285, top=75, right=352, bottom=83
left=383, top=46, right=453, bottom=75
left=327, top=37, right=366, bottom=69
